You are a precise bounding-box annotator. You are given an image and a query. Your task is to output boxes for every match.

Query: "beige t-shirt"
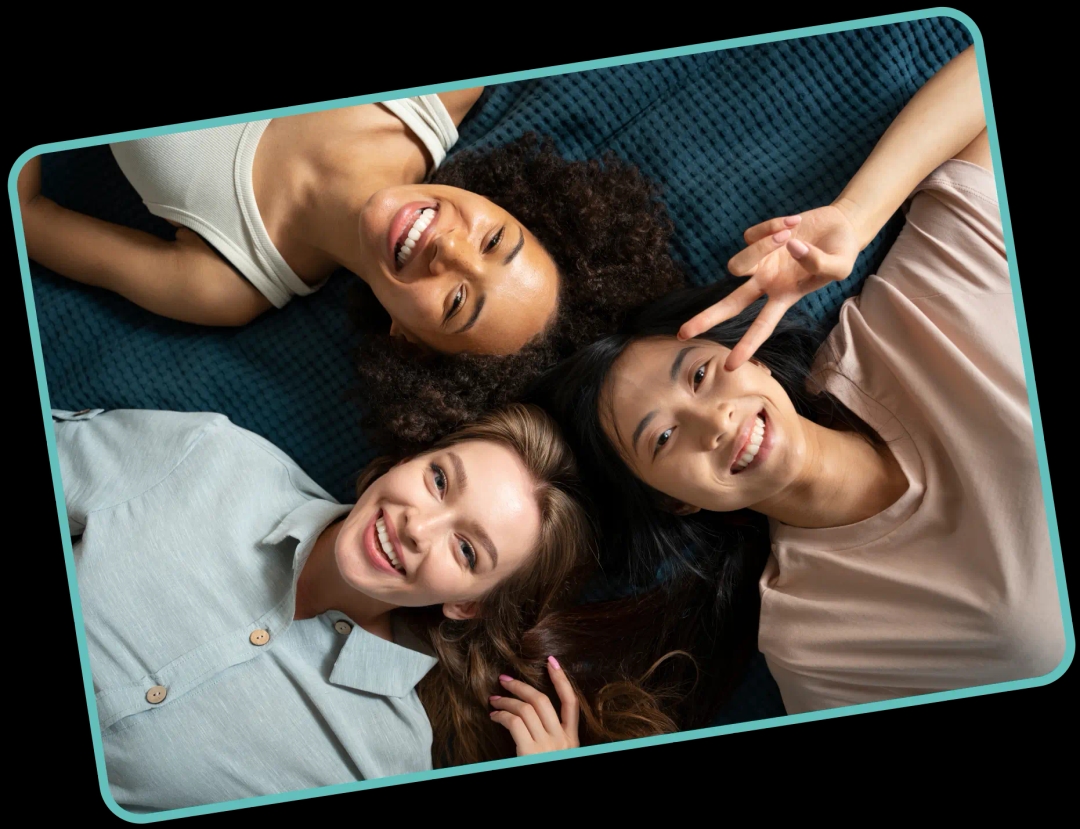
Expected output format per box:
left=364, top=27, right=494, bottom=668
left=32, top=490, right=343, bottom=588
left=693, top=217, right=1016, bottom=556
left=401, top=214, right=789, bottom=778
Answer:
left=757, top=160, right=1066, bottom=714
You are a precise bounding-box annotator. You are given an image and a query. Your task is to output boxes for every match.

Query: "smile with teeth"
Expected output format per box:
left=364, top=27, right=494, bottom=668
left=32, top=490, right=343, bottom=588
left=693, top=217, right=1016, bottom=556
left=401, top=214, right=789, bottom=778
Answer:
left=732, top=415, right=766, bottom=473
left=375, top=515, right=405, bottom=573
left=395, top=207, right=436, bottom=267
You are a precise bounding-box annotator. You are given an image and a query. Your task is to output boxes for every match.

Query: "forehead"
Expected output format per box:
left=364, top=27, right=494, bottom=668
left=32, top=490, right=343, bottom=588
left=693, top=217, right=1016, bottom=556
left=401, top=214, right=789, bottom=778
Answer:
left=471, top=226, right=560, bottom=354
left=433, top=439, right=541, bottom=542
left=603, top=338, right=727, bottom=447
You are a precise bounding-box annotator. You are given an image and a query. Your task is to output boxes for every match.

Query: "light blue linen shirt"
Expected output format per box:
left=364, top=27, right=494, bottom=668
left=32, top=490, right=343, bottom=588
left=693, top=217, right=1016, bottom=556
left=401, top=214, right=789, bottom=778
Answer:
left=53, top=408, right=439, bottom=814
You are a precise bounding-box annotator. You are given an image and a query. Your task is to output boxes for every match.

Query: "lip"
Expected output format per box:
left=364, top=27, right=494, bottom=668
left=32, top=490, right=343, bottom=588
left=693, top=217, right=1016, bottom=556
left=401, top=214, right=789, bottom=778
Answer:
left=363, top=508, right=406, bottom=577
left=729, top=408, right=773, bottom=475
left=388, top=201, right=439, bottom=273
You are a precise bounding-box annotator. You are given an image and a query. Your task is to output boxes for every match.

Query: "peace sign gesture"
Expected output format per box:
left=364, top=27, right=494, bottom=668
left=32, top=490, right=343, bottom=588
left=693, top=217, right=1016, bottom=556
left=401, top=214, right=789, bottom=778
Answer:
left=678, top=203, right=861, bottom=371
left=489, top=656, right=580, bottom=756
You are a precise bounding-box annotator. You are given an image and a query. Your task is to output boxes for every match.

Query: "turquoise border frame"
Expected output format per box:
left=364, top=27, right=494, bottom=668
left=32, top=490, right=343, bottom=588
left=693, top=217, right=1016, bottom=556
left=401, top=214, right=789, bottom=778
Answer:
left=9, top=7, right=1072, bottom=823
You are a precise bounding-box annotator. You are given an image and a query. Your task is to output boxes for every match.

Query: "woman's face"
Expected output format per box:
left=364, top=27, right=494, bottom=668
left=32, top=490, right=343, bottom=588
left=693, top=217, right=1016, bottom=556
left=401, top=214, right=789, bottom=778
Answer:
left=357, top=184, right=560, bottom=356
left=601, top=337, right=809, bottom=513
left=334, top=439, right=543, bottom=618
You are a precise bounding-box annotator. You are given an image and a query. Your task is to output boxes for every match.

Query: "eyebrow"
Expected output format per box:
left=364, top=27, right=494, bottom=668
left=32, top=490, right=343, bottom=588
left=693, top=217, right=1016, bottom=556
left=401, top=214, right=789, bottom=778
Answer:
left=448, top=451, right=468, bottom=491
left=630, top=346, right=696, bottom=454
left=453, top=294, right=486, bottom=334
left=670, top=346, right=695, bottom=381
left=502, top=228, right=525, bottom=266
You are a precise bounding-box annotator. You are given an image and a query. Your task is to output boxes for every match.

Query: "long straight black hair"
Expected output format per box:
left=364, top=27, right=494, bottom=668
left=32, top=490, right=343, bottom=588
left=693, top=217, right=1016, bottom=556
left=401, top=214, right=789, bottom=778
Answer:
left=523, top=279, right=877, bottom=724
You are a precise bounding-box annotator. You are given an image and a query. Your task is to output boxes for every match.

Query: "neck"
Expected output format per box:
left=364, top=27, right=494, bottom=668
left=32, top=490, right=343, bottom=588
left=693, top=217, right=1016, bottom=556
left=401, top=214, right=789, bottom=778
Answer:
left=755, top=417, right=906, bottom=529
left=291, top=130, right=430, bottom=282
left=296, top=519, right=397, bottom=636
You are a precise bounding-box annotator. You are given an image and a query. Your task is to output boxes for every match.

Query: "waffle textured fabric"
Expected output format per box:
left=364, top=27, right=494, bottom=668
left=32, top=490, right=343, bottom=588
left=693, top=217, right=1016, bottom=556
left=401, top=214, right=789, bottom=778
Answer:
left=28, top=17, right=974, bottom=724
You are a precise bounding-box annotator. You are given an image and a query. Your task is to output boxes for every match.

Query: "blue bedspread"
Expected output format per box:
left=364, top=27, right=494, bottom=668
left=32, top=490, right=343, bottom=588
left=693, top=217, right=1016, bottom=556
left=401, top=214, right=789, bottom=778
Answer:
left=27, top=16, right=974, bottom=725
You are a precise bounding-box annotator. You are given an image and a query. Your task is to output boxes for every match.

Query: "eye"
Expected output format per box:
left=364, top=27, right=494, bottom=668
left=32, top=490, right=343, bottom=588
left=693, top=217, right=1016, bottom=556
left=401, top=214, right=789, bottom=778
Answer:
left=448, top=286, right=465, bottom=318
left=430, top=462, right=447, bottom=496
left=655, top=428, right=673, bottom=454
left=484, top=227, right=504, bottom=253
left=457, top=538, right=477, bottom=570
left=692, top=364, right=707, bottom=390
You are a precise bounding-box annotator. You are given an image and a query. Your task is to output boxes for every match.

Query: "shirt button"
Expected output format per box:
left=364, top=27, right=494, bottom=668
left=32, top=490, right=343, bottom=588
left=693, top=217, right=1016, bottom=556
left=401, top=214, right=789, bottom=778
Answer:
left=334, top=620, right=352, bottom=635
left=249, top=629, right=270, bottom=646
left=146, top=685, right=167, bottom=704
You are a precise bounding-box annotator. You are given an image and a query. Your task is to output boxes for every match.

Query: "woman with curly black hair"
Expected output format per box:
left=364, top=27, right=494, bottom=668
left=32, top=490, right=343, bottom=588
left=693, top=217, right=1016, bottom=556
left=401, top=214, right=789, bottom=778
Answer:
left=18, top=89, right=686, bottom=451
left=351, top=131, right=686, bottom=450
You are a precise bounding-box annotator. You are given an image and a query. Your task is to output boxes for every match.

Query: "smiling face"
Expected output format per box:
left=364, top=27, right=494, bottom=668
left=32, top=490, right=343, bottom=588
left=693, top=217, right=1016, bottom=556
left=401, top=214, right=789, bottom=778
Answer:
left=356, top=184, right=561, bottom=356
left=333, top=439, right=543, bottom=618
left=601, top=337, right=811, bottom=513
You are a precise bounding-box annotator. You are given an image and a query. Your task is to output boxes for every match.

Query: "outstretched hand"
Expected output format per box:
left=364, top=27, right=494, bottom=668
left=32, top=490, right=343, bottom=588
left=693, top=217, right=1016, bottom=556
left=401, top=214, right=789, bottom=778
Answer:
left=489, top=656, right=580, bottom=756
left=678, top=204, right=861, bottom=370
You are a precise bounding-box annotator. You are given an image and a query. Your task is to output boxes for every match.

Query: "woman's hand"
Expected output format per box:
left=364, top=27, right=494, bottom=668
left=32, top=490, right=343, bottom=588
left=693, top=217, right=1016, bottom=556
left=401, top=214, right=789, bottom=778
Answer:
left=678, top=204, right=861, bottom=371
left=489, top=656, right=580, bottom=756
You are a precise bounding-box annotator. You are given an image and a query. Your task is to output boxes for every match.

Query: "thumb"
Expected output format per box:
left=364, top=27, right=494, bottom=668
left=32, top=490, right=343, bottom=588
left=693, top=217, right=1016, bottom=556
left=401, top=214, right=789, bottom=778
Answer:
left=786, top=239, right=852, bottom=281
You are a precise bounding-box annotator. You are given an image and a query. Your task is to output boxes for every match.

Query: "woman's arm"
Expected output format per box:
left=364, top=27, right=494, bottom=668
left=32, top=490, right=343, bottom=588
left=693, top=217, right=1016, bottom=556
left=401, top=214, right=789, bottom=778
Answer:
left=833, top=45, right=985, bottom=249
left=18, top=157, right=272, bottom=326
left=680, top=45, right=986, bottom=367
left=436, top=87, right=486, bottom=127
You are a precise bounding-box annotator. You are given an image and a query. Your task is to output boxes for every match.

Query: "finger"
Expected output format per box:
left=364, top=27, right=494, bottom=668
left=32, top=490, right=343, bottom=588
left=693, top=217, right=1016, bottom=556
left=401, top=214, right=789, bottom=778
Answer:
left=724, top=298, right=792, bottom=371
left=497, top=675, right=561, bottom=735
left=489, top=710, right=534, bottom=752
left=546, top=656, right=579, bottom=739
left=786, top=239, right=852, bottom=281
left=728, top=229, right=794, bottom=278
left=489, top=695, right=549, bottom=741
left=678, top=280, right=762, bottom=341
left=742, top=214, right=802, bottom=245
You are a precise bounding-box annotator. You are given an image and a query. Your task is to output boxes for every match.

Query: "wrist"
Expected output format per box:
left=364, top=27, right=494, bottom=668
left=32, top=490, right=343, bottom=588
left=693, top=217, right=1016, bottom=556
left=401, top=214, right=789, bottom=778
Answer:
left=831, top=194, right=879, bottom=251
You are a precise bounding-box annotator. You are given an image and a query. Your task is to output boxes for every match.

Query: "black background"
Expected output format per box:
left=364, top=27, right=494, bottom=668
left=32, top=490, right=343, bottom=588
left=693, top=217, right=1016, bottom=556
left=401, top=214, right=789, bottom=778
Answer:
left=8, top=6, right=1071, bottom=819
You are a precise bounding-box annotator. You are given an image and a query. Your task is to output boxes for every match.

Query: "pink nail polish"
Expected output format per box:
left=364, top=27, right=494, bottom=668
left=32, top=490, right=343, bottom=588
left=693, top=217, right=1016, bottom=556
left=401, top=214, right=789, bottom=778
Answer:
left=548, top=656, right=562, bottom=670
left=499, top=674, right=514, bottom=683
left=788, top=239, right=809, bottom=257
left=772, top=229, right=791, bottom=244
left=784, top=215, right=801, bottom=226
left=490, top=695, right=502, bottom=701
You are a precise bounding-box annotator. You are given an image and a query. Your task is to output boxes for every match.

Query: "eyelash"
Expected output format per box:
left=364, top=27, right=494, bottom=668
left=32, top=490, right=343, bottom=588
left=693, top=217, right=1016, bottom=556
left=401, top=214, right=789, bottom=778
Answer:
left=485, top=227, right=504, bottom=253
left=449, top=286, right=465, bottom=317
left=429, top=462, right=477, bottom=570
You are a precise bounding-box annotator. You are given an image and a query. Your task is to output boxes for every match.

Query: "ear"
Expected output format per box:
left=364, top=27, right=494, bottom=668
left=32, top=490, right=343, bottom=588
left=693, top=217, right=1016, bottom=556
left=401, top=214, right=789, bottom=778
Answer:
left=442, top=600, right=480, bottom=621
left=748, top=357, right=772, bottom=376
left=658, top=494, right=701, bottom=516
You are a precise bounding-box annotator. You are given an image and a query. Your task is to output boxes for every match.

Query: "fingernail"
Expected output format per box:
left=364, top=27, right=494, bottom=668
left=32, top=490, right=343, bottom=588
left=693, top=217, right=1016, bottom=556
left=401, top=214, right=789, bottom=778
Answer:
left=490, top=695, right=502, bottom=701
left=772, top=229, right=791, bottom=243
left=548, top=655, right=562, bottom=670
left=784, top=215, right=801, bottom=226
left=499, top=675, right=514, bottom=683
left=788, top=239, right=809, bottom=257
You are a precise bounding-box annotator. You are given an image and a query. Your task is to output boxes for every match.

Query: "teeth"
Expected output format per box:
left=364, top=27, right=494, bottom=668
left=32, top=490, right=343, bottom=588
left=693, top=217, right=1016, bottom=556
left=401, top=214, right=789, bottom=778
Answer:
left=732, top=416, right=766, bottom=472
left=374, top=516, right=404, bottom=573
left=396, top=208, right=435, bottom=266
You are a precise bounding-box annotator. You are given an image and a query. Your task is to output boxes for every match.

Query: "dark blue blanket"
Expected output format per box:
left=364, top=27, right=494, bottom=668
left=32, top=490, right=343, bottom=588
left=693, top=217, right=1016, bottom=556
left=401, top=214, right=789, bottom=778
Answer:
left=28, top=16, right=973, bottom=726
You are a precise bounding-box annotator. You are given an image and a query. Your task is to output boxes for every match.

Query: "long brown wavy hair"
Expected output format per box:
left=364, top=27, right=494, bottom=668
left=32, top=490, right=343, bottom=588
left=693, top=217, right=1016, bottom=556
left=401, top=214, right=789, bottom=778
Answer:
left=354, top=403, right=725, bottom=767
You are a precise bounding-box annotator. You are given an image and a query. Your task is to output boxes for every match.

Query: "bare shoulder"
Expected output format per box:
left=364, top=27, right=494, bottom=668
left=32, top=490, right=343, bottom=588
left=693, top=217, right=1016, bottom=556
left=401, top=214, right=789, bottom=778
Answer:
left=436, top=87, right=486, bottom=126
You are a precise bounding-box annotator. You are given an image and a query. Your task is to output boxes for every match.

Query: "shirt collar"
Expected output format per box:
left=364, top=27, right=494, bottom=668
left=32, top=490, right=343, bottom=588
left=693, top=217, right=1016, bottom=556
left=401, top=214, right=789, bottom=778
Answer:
left=327, top=610, right=439, bottom=698
left=261, top=499, right=353, bottom=571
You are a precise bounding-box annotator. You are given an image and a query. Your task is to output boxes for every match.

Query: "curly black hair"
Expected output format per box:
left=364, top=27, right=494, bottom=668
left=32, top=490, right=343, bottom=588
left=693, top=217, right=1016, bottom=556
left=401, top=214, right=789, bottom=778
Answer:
left=350, top=132, right=687, bottom=454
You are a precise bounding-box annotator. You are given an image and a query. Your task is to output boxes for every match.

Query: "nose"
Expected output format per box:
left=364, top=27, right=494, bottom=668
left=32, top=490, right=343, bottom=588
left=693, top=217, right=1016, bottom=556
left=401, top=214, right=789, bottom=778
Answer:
left=401, top=507, right=451, bottom=559
left=429, top=228, right=481, bottom=278
left=690, top=401, right=737, bottom=451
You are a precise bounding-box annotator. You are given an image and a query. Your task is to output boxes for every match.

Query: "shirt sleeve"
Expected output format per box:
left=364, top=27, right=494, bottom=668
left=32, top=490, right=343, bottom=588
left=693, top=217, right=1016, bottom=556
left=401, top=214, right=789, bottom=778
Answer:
left=872, top=158, right=1006, bottom=300
left=51, top=409, right=227, bottom=536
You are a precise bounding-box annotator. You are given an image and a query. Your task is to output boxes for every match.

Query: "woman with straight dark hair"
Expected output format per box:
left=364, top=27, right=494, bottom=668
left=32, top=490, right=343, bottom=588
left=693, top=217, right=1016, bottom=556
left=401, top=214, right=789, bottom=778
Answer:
left=530, top=46, right=1066, bottom=714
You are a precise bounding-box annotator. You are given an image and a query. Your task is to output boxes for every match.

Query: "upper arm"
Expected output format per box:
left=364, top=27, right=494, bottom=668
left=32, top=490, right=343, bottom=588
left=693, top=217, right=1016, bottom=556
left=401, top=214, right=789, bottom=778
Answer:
left=436, top=87, right=485, bottom=127
left=54, top=410, right=222, bottom=531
